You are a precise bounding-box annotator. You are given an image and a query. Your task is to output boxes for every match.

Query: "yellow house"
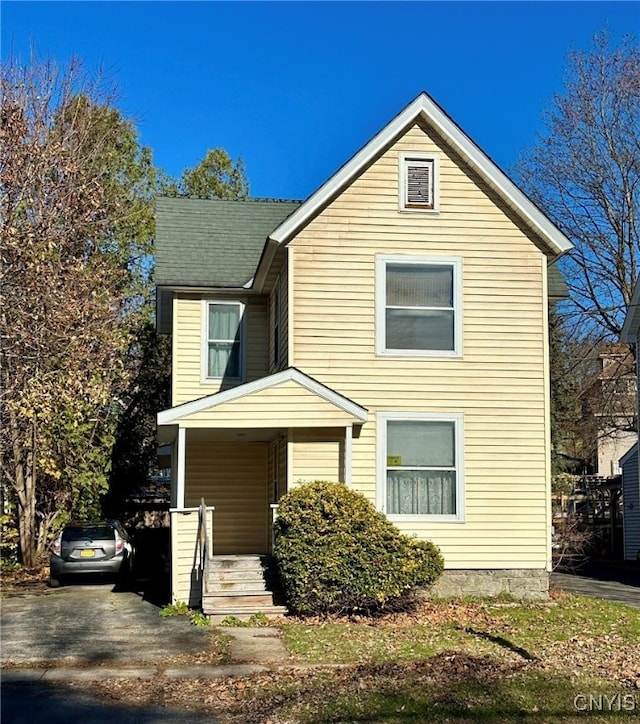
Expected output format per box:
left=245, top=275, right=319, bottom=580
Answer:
left=156, top=93, right=573, bottom=613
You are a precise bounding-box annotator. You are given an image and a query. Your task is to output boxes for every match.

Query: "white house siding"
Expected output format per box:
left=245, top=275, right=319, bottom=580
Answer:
left=621, top=445, right=640, bottom=561
left=289, top=122, right=551, bottom=570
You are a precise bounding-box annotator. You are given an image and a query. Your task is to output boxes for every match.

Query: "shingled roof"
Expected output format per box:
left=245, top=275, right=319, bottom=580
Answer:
left=154, top=197, right=301, bottom=288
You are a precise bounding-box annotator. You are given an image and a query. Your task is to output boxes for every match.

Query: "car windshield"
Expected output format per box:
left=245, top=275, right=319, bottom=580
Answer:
left=62, top=526, right=115, bottom=542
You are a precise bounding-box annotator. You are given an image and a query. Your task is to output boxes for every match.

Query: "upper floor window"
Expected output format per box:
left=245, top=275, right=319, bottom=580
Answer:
left=204, top=301, right=244, bottom=380
left=399, top=152, right=439, bottom=212
left=376, top=255, right=462, bottom=357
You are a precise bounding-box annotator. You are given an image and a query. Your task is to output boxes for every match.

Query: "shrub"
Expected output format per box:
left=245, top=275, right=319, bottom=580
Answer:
left=273, top=481, right=444, bottom=616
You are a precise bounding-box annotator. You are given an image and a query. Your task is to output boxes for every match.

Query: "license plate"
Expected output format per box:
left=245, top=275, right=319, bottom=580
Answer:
left=80, top=549, right=95, bottom=558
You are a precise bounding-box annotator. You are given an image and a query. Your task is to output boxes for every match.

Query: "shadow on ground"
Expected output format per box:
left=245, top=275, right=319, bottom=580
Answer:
left=2, top=682, right=216, bottom=724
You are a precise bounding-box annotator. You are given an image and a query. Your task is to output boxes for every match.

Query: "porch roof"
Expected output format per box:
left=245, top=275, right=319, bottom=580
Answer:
left=157, top=367, right=368, bottom=431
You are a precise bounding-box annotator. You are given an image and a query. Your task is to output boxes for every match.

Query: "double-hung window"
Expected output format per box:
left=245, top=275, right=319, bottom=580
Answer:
left=378, top=412, right=464, bottom=521
left=204, top=301, right=244, bottom=381
left=376, top=255, right=462, bottom=356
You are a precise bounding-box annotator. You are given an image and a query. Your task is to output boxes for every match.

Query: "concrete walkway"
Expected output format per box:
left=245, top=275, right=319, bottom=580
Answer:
left=551, top=572, right=640, bottom=608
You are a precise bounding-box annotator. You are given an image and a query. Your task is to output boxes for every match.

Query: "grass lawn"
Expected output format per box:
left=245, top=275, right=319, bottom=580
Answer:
left=84, top=590, right=640, bottom=723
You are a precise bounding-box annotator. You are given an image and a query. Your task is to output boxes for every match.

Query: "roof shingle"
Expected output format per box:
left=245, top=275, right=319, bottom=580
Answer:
left=154, top=197, right=301, bottom=288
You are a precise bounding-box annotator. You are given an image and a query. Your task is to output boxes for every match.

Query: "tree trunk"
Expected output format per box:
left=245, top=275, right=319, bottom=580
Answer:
left=10, top=410, right=37, bottom=568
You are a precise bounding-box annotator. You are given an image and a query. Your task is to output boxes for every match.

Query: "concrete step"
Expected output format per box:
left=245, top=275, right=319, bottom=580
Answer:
left=203, top=592, right=277, bottom=610
left=207, top=580, right=281, bottom=594
left=206, top=606, right=288, bottom=623
left=212, top=568, right=279, bottom=583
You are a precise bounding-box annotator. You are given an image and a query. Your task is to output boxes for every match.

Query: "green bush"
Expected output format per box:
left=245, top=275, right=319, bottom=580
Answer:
left=273, top=481, right=444, bottom=616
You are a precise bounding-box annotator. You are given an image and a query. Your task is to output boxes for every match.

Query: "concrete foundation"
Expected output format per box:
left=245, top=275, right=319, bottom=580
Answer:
left=429, top=568, right=549, bottom=600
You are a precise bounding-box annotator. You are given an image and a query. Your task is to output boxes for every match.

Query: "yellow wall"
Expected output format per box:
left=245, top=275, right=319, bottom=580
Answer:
left=170, top=508, right=212, bottom=605
left=184, top=441, right=269, bottom=554
left=172, top=293, right=268, bottom=407
left=290, top=428, right=343, bottom=485
left=288, top=122, right=551, bottom=569
left=178, top=379, right=359, bottom=428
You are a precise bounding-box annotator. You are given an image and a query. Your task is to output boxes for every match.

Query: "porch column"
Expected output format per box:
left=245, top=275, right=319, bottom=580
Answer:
left=344, top=424, right=353, bottom=485
left=176, top=426, right=186, bottom=508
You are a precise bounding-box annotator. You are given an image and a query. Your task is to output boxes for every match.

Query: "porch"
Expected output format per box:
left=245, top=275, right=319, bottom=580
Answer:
left=157, top=368, right=368, bottom=608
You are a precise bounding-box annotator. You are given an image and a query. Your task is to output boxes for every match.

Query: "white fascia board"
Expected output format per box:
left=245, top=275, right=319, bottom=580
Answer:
left=253, top=239, right=279, bottom=293
left=621, top=278, right=640, bottom=343
left=157, top=367, right=368, bottom=425
left=269, top=93, right=573, bottom=257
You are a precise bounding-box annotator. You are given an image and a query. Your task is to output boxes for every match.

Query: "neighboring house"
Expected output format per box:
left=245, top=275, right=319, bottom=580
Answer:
left=620, top=279, right=640, bottom=561
left=590, top=344, right=636, bottom=477
left=155, top=93, right=573, bottom=612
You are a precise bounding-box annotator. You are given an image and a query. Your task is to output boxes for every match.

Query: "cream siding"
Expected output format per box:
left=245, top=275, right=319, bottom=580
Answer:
left=268, top=257, right=289, bottom=374
left=172, top=293, right=269, bottom=407
left=170, top=507, right=213, bottom=605
left=289, top=122, right=551, bottom=570
left=291, top=428, right=343, bottom=485
left=177, top=379, right=360, bottom=428
left=184, top=441, right=269, bottom=554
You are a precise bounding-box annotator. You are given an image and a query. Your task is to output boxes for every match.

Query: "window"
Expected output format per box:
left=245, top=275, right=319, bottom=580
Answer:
left=273, top=277, right=281, bottom=368
left=204, top=301, right=244, bottom=380
left=376, top=255, right=462, bottom=356
left=400, top=152, right=439, bottom=212
left=378, top=412, right=464, bottom=520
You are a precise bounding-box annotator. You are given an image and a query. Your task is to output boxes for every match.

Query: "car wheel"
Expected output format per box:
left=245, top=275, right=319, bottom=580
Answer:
left=49, top=576, right=61, bottom=588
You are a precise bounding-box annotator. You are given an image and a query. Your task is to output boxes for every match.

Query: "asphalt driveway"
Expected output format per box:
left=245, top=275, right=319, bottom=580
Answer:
left=550, top=571, right=640, bottom=608
left=0, top=583, right=212, bottom=665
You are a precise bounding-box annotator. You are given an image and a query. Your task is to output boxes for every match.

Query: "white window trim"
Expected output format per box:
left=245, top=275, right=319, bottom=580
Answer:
left=399, top=151, right=440, bottom=213
left=375, top=254, right=462, bottom=358
left=376, top=411, right=465, bottom=523
left=201, top=299, right=246, bottom=384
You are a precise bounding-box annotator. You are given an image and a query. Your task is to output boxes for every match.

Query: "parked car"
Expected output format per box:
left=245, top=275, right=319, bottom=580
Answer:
left=49, top=520, right=134, bottom=588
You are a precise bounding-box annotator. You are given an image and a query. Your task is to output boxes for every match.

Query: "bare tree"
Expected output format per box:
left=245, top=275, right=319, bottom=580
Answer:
left=517, top=32, right=639, bottom=341
left=517, top=33, right=640, bottom=464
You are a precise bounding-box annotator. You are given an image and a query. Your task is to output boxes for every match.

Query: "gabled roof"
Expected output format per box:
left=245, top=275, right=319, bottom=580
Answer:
left=621, top=277, right=640, bottom=343
left=155, top=197, right=301, bottom=288
left=268, top=92, right=573, bottom=258
left=157, top=367, right=368, bottom=426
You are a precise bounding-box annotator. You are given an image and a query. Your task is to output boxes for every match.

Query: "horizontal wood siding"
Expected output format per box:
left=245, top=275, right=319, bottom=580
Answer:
left=291, top=428, right=343, bottom=485
left=172, top=293, right=269, bottom=407
left=268, top=256, right=289, bottom=375
left=184, top=441, right=268, bottom=554
left=622, top=447, right=640, bottom=561
left=289, top=122, right=550, bottom=569
left=170, top=509, right=210, bottom=606
left=179, top=379, right=358, bottom=428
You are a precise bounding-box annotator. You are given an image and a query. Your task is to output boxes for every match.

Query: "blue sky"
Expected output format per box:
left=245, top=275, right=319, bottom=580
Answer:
left=2, top=1, right=638, bottom=199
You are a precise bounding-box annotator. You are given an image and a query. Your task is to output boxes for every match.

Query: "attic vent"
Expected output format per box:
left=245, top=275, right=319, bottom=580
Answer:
left=400, top=153, right=439, bottom=212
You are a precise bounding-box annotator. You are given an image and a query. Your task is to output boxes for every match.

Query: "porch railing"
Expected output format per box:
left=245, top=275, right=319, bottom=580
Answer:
left=270, top=503, right=279, bottom=553
left=197, top=498, right=214, bottom=593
